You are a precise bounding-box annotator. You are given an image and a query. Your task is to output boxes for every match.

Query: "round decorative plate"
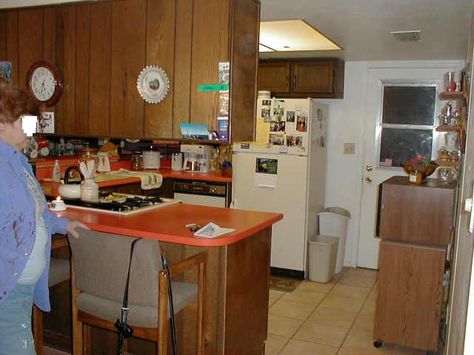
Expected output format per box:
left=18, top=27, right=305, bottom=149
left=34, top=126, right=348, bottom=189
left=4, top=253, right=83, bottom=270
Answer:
left=136, top=65, right=170, bottom=104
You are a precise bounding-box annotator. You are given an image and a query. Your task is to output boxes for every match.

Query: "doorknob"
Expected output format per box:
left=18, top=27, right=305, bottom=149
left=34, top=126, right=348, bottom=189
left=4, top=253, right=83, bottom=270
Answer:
left=364, top=177, right=373, bottom=183
left=365, top=164, right=374, bottom=172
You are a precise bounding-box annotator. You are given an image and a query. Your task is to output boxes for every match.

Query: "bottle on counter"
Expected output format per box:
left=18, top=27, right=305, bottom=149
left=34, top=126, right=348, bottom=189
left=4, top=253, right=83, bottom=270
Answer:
left=52, top=160, right=61, bottom=181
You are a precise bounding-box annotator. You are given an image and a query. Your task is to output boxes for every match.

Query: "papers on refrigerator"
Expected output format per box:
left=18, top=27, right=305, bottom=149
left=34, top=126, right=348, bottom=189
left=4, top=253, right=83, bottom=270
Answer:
left=194, top=222, right=235, bottom=238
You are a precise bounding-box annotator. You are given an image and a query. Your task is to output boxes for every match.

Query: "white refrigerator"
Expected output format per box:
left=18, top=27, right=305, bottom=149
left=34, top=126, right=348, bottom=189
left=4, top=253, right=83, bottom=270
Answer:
left=232, top=98, right=327, bottom=276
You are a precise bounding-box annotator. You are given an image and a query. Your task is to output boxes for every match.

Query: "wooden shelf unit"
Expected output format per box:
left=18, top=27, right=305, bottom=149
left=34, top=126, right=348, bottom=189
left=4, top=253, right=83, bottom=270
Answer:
left=375, top=176, right=456, bottom=352
left=439, top=91, right=466, bottom=101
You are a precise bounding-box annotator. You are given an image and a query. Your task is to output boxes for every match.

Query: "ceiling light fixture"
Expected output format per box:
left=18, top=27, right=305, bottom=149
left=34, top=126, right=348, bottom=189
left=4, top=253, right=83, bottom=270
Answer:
left=259, top=43, right=276, bottom=52
left=259, top=20, right=342, bottom=52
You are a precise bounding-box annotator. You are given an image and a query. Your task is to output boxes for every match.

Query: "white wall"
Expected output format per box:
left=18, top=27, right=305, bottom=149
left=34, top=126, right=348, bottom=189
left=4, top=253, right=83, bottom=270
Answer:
left=320, top=60, right=465, bottom=268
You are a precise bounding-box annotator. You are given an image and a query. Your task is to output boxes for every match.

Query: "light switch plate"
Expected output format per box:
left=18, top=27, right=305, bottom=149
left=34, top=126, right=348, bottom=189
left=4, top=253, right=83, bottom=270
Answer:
left=343, top=143, right=355, bottom=154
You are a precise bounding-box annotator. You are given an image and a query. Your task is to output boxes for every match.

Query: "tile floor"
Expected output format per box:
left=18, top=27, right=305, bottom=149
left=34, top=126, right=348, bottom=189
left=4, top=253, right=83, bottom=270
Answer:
left=266, top=267, right=428, bottom=355
left=44, top=267, right=431, bottom=355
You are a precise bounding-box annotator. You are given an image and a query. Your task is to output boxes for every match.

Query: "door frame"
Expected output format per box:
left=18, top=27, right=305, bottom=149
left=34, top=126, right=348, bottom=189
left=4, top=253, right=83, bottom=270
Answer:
left=353, top=61, right=465, bottom=269
left=446, top=58, right=474, bottom=355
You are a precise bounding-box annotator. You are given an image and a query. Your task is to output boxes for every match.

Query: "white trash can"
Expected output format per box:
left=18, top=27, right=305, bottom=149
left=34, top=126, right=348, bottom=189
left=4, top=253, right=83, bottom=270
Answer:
left=307, top=235, right=339, bottom=283
left=318, top=208, right=351, bottom=274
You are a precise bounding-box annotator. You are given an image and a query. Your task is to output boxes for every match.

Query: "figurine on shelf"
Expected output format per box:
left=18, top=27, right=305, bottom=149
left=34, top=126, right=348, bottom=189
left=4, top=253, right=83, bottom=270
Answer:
left=438, top=149, right=450, bottom=163
left=438, top=101, right=454, bottom=126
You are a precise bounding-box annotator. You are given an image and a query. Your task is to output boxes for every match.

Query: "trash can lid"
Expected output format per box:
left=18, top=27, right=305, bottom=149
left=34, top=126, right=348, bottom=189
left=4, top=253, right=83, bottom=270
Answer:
left=318, top=207, right=351, bottom=218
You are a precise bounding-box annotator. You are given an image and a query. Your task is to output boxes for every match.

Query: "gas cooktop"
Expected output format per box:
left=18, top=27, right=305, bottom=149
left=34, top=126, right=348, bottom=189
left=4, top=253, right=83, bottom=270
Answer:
left=65, top=193, right=180, bottom=216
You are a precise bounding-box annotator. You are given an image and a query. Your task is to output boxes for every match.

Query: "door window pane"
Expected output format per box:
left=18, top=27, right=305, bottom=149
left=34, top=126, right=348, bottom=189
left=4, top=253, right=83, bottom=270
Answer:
left=379, top=128, right=433, bottom=167
left=382, top=86, right=436, bottom=125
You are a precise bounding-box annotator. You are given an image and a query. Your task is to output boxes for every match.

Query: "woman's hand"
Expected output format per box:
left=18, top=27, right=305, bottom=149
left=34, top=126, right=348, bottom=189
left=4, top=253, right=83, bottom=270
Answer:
left=67, top=220, right=90, bottom=239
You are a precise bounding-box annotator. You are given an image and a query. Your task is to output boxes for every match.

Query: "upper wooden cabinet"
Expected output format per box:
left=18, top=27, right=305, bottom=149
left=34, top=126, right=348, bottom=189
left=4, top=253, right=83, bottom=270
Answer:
left=258, top=59, right=344, bottom=99
left=0, top=0, right=259, bottom=142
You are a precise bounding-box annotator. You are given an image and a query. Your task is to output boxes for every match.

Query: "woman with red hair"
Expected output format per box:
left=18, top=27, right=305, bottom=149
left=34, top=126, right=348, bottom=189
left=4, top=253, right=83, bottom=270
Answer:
left=0, top=83, right=87, bottom=354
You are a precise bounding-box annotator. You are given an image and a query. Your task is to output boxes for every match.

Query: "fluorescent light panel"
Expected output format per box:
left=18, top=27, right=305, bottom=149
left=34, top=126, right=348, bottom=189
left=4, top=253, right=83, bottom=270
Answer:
left=259, top=20, right=341, bottom=52
left=0, top=0, right=91, bottom=9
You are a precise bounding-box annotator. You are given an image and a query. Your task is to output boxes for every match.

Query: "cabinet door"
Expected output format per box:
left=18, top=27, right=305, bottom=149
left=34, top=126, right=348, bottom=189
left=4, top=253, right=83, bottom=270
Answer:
left=375, top=241, right=445, bottom=351
left=257, top=62, right=291, bottom=93
left=380, top=179, right=455, bottom=246
left=292, top=61, right=334, bottom=95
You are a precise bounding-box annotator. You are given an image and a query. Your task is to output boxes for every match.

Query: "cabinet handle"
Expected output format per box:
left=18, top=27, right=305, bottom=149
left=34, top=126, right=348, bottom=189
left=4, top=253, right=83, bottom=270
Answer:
left=364, top=177, right=373, bottom=184
left=293, top=75, right=296, bottom=88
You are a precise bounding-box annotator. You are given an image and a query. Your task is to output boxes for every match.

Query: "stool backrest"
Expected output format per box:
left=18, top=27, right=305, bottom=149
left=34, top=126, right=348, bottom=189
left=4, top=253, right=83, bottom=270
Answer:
left=68, top=230, right=162, bottom=306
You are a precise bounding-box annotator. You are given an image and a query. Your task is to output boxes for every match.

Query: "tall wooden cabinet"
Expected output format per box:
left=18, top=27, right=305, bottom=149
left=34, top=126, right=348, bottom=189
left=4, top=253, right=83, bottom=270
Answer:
left=375, top=176, right=456, bottom=352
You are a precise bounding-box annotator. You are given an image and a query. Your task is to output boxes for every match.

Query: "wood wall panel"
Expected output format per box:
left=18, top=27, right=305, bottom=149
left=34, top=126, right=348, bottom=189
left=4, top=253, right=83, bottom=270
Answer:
left=89, top=1, right=111, bottom=136
left=190, top=0, right=230, bottom=131
left=6, top=11, right=19, bottom=87
left=55, top=5, right=76, bottom=135
left=110, top=0, right=146, bottom=138
left=74, top=4, right=90, bottom=134
left=229, top=0, right=259, bottom=142
left=172, top=0, right=193, bottom=138
left=0, top=13, right=6, bottom=60
left=143, top=0, right=175, bottom=138
left=18, top=9, right=43, bottom=90
left=42, top=7, right=56, bottom=63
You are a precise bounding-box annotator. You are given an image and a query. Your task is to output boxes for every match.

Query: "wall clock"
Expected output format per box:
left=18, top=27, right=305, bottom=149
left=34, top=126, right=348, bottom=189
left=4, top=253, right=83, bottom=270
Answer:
left=136, top=65, right=170, bottom=104
left=25, top=61, right=63, bottom=107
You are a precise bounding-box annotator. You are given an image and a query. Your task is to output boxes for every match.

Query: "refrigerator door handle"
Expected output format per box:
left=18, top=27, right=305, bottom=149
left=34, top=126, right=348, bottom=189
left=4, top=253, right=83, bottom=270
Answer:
left=257, top=184, right=276, bottom=189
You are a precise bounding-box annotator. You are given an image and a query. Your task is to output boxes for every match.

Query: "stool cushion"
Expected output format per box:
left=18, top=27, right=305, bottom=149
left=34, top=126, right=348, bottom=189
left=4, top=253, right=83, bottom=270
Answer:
left=48, top=258, right=70, bottom=287
left=76, top=281, right=197, bottom=328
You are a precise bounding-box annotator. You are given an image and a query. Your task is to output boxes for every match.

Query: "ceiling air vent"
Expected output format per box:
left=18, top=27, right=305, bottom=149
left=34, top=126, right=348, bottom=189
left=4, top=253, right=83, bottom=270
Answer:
left=390, top=30, right=421, bottom=42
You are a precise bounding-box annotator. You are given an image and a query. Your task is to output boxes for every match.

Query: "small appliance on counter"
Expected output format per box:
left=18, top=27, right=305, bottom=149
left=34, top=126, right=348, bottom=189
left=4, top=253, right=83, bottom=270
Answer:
left=181, top=144, right=213, bottom=172
left=171, top=153, right=183, bottom=171
left=142, top=149, right=161, bottom=169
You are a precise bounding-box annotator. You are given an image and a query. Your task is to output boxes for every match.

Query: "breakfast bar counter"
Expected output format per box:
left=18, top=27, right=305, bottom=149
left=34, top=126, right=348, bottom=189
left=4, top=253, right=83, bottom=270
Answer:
left=54, top=203, right=282, bottom=354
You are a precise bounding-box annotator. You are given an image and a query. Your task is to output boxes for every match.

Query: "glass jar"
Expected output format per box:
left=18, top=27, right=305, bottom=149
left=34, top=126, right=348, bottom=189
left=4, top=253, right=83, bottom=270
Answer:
left=131, top=154, right=143, bottom=170
left=81, top=178, right=99, bottom=202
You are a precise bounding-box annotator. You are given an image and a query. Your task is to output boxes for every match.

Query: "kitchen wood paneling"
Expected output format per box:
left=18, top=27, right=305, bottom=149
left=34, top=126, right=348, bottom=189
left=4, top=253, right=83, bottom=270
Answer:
left=109, top=0, right=146, bottom=138
left=143, top=0, right=175, bottom=138
left=229, top=0, right=259, bottom=142
left=74, top=4, right=90, bottom=135
left=42, top=7, right=56, bottom=63
left=6, top=11, right=19, bottom=88
left=0, top=0, right=259, bottom=141
left=18, top=9, right=44, bottom=90
left=0, top=13, right=6, bottom=59
left=190, top=0, right=230, bottom=131
left=55, top=5, right=76, bottom=135
left=172, top=0, right=193, bottom=139
left=375, top=241, right=445, bottom=351
left=88, top=1, right=112, bottom=136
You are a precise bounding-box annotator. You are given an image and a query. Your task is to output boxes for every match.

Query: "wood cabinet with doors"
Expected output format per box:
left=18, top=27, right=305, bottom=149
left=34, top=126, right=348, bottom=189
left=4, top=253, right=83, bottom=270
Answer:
left=0, top=0, right=259, bottom=142
left=374, top=176, right=456, bottom=352
left=258, top=58, right=344, bottom=98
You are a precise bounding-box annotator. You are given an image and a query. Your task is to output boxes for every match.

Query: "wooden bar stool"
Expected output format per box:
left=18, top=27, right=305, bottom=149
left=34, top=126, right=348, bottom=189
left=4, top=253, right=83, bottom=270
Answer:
left=68, top=230, right=206, bottom=355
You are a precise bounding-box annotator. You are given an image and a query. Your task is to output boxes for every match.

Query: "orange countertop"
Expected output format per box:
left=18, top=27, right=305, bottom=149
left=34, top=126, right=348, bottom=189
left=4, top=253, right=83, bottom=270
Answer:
left=41, top=168, right=231, bottom=197
left=55, top=203, right=282, bottom=247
